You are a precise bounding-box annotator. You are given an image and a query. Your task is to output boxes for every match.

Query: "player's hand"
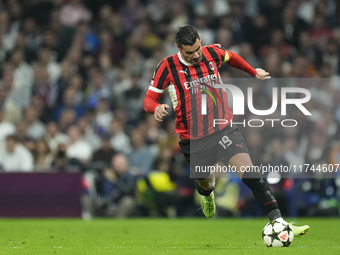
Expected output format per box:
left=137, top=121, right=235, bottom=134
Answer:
left=154, top=104, right=169, bottom=122
left=255, top=68, right=271, bottom=80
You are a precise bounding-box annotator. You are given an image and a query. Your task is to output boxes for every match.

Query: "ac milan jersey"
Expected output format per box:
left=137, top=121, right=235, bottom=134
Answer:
left=148, top=44, right=233, bottom=140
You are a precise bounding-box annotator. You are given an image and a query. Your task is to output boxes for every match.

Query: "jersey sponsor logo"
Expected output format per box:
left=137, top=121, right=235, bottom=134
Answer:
left=183, top=74, right=218, bottom=90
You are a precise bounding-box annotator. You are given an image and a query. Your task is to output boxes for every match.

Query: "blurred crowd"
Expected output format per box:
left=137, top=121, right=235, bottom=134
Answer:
left=0, top=0, right=339, bottom=218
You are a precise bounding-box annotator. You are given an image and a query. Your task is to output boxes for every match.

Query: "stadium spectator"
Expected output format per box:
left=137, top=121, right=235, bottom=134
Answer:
left=215, top=28, right=233, bottom=51
left=35, top=47, right=61, bottom=85
left=110, top=118, right=131, bottom=154
left=128, top=130, right=156, bottom=176
left=1, top=66, right=22, bottom=123
left=66, top=125, right=92, bottom=163
left=94, top=98, right=113, bottom=134
left=310, top=15, right=332, bottom=47
left=260, top=29, right=295, bottom=60
left=51, top=147, right=80, bottom=172
left=194, top=16, right=214, bottom=46
left=279, top=6, right=308, bottom=47
left=96, top=29, right=123, bottom=62
left=136, top=158, right=177, bottom=217
left=85, top=68, right=111, bottom=109
left=193, top=0, right=230, bottom=18
left=245, top=14, right=271, bottom=55
left=96, top=154, right=136, bottom=217
left=59, top=0, right=92, bottom=28
left=77, top=116, right=101, bottom=151
left=0, top=33, right=6, bottom=65
left=92, top=134, right=117, bottom=168
left=144, top=114, right=166, bottom=144
left=15, top=121, right=29, bottom=143
left=109, top=12, right=128, bottom=45
left=111, top=67, right=132, bottom=106
left=44, top=121, right=70, bottom=154
left=169, top=1, right=189, bottom=31
left=0, top=11, right=18, bottom=52
left=120, top=72, right=146, bottom=125
left=32, top=66, right=50, bottom=103
left=0, top=135, right=33, bottom=172
left=119, top=0, right=142, bottom=32
left=128, top=21, right=161, bottom=56
left=10, top=49, right=33, bottom=108
left=51, top=61, right=72, bottom=106
left=58, top=108, right=77, bottom=133
left=238, top=43, right=260, bottom=69
left=33, top=139, right=53, bottom=170
left=95, top=5, right=113, bottom=31
left=25, top=106, right=45, bottom=140
left=53, top=87, right=85, bottom=121
left=76, top=21, right=99, bottom=54
left=147, top=0, right=169, bottom=22
left=0, top=109, right=15, bottom=143
left=98, top=53, right=116, bottom=85
left=122, top=47, right=145, bottom=77
left=68, top=74, right=84, bottom=105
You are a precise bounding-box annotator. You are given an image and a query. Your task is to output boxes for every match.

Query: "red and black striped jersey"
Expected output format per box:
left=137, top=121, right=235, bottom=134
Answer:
left=147, top=44, right=252, bottom=140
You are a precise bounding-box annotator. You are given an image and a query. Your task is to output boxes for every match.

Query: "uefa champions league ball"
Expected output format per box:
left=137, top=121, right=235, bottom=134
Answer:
left=262, top=220, right=294, bottom=247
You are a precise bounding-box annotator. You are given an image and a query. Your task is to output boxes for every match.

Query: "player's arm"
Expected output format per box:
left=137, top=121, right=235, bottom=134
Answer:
left=224, top=50, right=271, bottom=79
left=214, top=44, right=270, bottom=79
left=143, top=60, right=170, bottom=122
left=144, top=90, right=169, bottom=122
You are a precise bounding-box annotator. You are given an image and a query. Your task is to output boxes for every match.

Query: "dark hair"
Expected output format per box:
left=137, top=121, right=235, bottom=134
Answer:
left=56, top=150, right=66, bottom=159
left=6, top=135, right=18, bottom=142
left=175, top=24, right=199, bottom=48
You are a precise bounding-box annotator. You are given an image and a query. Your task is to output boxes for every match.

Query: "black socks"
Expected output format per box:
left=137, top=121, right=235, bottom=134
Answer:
left=242, top=171, right=282, bottom=221
left=267, top=209, right=282, bottom=221
left=195, top=180, right=214, bottom=196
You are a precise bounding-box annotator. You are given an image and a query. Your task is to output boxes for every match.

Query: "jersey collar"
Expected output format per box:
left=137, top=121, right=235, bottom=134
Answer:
left=177, top=52, right=193, bottom=66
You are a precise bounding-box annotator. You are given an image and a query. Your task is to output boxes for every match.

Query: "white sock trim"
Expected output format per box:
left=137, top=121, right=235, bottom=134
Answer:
left=276, top=217, right=286, bottom=223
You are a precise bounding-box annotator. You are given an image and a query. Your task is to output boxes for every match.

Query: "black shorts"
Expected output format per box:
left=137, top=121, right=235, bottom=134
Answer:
left=179, top=124, right=249, bottom=180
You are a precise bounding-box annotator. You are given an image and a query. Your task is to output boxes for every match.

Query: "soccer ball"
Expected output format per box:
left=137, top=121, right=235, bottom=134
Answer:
left=262, top=220, right=294, bottom=247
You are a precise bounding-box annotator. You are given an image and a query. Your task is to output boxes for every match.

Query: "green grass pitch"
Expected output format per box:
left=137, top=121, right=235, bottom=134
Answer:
left=0, top=218, right=339, bottom=255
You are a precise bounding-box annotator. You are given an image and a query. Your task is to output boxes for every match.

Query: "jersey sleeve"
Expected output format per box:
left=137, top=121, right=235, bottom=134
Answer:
left=149, top=60, right=171, bottom=93
left=210, top=44, right=256, bottom=76
left=210, top=44, right=231, bottom=67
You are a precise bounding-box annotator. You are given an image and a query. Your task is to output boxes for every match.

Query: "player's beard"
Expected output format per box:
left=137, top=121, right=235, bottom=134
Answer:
left=192, top=56, right=202, bottom=65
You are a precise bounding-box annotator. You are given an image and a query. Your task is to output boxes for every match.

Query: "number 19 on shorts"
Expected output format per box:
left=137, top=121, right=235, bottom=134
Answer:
left=219, top=135, right=232, bottom=149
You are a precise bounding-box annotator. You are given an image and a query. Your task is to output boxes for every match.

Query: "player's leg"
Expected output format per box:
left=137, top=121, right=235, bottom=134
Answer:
left=229, top=153, right=283, bottom=221
left=216, top=125, right=309, bottom=236
left=218, top=125, right=283, bottom=221
left=179, top=137, right=218, bottom=218
left=196, top=175, right=215, bottom=191
left=228, top=152, right=310, bottom=237
left=196, top=173, right=216, bottom=218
